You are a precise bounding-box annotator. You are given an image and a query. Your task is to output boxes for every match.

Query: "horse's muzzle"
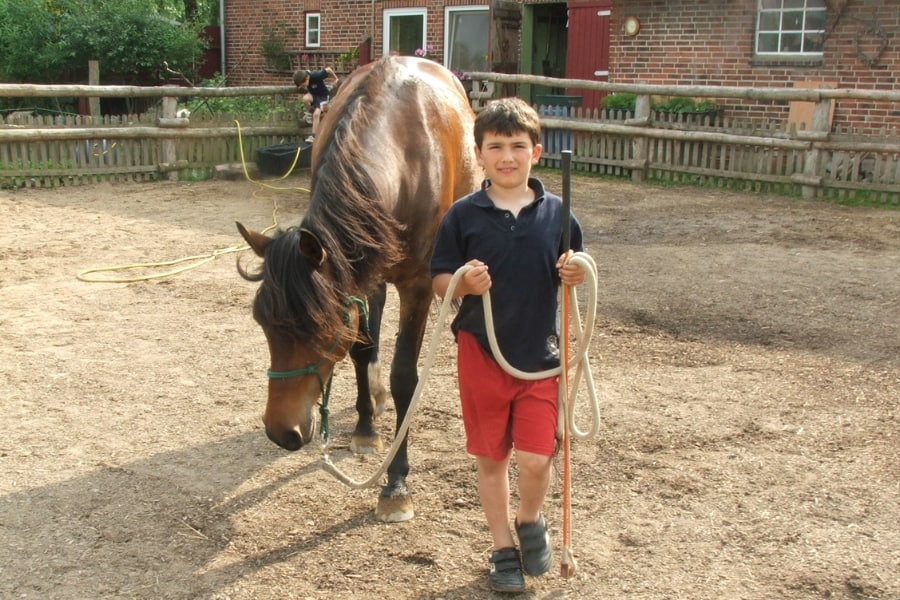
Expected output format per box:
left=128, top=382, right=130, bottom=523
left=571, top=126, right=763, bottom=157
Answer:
left=267, top=426, right=304, bottom=451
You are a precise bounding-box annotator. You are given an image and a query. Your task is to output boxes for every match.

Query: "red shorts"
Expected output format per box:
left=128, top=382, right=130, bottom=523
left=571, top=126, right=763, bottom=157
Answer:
left=457, top=330, right=559, bottom=461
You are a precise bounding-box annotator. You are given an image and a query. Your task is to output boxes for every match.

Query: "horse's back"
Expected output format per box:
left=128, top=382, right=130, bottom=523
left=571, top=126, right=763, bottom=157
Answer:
left=311, top=56, right=478, bottom=279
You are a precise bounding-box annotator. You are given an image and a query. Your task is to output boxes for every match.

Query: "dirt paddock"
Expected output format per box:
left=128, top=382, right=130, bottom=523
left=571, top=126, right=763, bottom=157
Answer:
left=1, top=171, right=897, bottom=599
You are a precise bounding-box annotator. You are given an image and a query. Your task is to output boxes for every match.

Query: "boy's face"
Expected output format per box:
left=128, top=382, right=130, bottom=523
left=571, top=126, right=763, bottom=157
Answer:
left=475, top=131, right=542, bottom=187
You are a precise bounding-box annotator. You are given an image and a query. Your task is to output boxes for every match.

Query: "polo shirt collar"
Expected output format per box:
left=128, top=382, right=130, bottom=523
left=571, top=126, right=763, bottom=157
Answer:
left=474, top=177, right=547, bottom=209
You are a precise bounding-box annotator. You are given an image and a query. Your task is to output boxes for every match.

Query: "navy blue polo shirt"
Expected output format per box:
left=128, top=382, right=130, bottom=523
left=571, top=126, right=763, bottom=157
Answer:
left=431, top=177, right=584, bottom=372
left=307, top=69, right=330, bottom=106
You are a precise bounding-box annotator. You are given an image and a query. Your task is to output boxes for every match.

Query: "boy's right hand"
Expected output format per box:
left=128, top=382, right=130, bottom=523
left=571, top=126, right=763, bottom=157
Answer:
left=462, top=259, right=491, bottom=296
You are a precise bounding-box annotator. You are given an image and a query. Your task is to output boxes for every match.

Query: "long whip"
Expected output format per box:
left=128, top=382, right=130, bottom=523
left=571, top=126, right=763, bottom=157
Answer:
left=559, top=150, right=577, bottom=578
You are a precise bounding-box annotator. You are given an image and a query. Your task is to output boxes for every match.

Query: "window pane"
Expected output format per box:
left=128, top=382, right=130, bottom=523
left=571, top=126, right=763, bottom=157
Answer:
left=759, top=0, right=781, bottom=9
left=781, top=32, right=801, bottom=52
left=782, top=10, right=804, bottom=30
left=306, top=14, right=320, bottom=47
left=758, top=12, right=780, bottom=31
left=388, top=14, right=424, bottom=56
left=805, top=10, right=826, bottom=30
left=448, top=11, right=488, bottom=72
left=757, top=33, right=779, bottom=52
left=783, top=0, right=804, bottom=8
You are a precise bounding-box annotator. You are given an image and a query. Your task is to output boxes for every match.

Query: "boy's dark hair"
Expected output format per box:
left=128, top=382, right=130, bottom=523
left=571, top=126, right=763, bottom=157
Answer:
left=474, top=97, right=542, bottom=148
left=292, top=69, right=310, bottom=87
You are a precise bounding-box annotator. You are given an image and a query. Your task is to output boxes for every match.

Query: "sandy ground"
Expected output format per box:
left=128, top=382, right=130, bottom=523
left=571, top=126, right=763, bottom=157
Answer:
left=1, top=171, right=898, bottom=599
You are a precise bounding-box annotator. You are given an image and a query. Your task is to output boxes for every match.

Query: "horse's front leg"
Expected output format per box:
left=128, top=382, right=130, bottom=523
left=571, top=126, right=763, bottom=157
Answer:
left=376, top=280, right=432, bottom=522
left=348, top=284, right=387, bottom=454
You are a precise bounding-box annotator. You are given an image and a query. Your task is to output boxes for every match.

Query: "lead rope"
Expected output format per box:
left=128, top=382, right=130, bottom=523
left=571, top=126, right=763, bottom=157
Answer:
left=320, top=256, right=600, bottom=574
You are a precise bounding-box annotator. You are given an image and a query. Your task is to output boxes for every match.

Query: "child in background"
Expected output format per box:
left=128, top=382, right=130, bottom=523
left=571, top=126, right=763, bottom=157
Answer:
left=293, top=67, right=337, bottom=144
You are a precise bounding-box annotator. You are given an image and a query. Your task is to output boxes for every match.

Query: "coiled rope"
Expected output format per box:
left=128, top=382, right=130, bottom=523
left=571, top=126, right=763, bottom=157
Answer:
left=320, top=252, right=601, bottom=481
left=76, top=120, right=308, bottom=283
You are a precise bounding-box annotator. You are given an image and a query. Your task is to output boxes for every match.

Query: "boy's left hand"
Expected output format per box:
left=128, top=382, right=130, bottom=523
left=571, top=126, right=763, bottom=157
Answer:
left=557, top=251, right=586, bottom=287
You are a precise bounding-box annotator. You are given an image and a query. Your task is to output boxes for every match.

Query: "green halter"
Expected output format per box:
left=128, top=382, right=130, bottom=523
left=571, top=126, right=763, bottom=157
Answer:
left=265, top=296, right=368, bottom=440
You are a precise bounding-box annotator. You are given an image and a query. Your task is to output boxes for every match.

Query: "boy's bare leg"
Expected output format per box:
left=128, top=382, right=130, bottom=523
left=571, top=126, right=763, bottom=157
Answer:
left=476, top=454, right=516, bottom=550
left=514, top=449, right=552, bottom=525
left=312, top=108, right=321, bottom=136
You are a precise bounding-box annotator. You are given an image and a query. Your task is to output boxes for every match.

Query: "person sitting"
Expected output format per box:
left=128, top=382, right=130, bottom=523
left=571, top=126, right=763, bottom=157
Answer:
left=293, top=67, right=338, bottom=144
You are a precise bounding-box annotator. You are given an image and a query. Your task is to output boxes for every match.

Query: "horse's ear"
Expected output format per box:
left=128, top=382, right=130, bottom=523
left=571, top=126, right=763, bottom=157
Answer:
left=236, top=222, right=271, bottom=257
left=298, top=228, right=328, bottom=267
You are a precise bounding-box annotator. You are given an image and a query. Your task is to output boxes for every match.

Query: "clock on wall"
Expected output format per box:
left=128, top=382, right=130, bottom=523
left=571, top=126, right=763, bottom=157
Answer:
left=624, top=16, right=641, bottom=36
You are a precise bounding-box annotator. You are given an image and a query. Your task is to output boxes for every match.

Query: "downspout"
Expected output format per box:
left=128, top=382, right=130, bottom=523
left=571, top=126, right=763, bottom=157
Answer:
left=219, top=0, right=227, bottom=76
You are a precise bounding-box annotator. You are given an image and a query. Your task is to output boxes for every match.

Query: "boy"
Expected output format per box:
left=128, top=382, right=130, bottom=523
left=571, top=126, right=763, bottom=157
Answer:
left=293, top=67, right=338, bottom=144
left=430, top=97, right=586, bottom=593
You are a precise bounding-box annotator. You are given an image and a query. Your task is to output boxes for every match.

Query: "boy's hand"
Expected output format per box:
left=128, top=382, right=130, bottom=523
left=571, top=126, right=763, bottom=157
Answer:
left=462, top=259, right=491, bottom=296
left=557, top=251, right=585, bottom=287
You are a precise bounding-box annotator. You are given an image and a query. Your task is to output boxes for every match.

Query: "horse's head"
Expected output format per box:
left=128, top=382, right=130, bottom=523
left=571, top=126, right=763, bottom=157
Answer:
left=236, top=222, right=361, bottom=451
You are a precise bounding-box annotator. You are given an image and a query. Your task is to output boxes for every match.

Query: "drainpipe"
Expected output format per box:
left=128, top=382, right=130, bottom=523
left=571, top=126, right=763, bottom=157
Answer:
left=219, top=0, right=227, bottom=76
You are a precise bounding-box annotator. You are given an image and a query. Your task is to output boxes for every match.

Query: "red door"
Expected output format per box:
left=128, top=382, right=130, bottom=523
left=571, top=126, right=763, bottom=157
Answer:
left=565, top=1, right=611, bottom=110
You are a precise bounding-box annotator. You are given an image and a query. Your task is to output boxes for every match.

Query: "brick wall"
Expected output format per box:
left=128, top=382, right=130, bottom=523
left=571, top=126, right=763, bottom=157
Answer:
left=224, top=0, right=466, bottom=87
left=225, top=0, right=367, bottom=86
left=609, top=0, right=899, bottom=135
left=224, top=0, right=897, bottom=135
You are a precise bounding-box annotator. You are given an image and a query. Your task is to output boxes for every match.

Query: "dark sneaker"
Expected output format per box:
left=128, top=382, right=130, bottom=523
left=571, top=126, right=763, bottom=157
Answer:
left=516, top=514, right=552, bottom=576
left=489, top=547, right=526, bottom=593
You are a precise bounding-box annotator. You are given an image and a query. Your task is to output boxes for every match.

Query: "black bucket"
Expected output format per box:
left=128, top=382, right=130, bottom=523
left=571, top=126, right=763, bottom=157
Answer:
left=256, top=142, right=311, bottom=176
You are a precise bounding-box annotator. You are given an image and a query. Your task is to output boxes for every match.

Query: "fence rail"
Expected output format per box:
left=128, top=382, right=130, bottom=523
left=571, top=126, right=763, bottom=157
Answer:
left=473, top=72, right=900, bottom=204
left=1, top=84, right=305, bottom=187
left=2, top=77, right=899, bottom=204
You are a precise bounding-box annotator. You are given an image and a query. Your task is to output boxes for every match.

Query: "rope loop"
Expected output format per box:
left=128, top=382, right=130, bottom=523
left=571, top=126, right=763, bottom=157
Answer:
left=319, top=251, right=601, bottom=486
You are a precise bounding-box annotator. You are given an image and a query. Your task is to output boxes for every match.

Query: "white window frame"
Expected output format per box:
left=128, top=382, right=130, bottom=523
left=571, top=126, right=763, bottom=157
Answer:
left=383, top=8, right=427, bottom=58
left=306, top=12, right=321, bottom=48
left=755, top=0, right=826, bottom=58
left=444, top=6, right=489, bottom=75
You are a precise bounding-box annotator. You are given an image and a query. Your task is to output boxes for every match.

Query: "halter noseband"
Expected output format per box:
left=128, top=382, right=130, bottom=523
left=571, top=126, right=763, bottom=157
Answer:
left=265, top=296, right=368, bottom=440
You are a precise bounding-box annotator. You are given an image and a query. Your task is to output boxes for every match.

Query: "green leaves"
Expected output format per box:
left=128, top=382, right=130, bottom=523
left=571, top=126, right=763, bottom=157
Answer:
left=0, top=0, right=206, bottom=84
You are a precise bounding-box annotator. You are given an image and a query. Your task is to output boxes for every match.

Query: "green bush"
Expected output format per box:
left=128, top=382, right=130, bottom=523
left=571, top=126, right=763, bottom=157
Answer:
left=652, top=97, right=719, bottom=114
left=601, top=93, right=636, bottom=112
left=185, top=74, right=294, bottom=118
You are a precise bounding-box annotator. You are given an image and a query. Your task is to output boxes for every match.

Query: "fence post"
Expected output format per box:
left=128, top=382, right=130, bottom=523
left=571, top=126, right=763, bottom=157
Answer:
left=797, top=99, right=833, bottom=199
left=629, top=94, right=651, bottom=182
left=160, top=96, right=179, bottom=181
left=88, top=61, right=101, bottom=118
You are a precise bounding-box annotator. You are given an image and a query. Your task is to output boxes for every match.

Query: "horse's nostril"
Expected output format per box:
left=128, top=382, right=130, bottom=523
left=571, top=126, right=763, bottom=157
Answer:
left=281, top=429, right=304, bottom=451
left=266, top=427, right=304, bottom=451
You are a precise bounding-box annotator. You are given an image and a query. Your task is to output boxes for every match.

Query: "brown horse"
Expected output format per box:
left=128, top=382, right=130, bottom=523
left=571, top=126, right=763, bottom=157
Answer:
left=236, top=56, right=478, bottom=521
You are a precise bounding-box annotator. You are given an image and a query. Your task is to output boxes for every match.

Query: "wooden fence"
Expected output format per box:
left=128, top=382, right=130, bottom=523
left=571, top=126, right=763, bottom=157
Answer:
left=1, top=84, right=307, bottom=188
left=2, top=77, right=899, bottom=204
left=473, top=72, right=900, bottom=205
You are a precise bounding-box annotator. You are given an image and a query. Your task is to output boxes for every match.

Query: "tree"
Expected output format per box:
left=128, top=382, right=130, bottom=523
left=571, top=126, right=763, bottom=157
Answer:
left=0, top=0, right=207, bottom=85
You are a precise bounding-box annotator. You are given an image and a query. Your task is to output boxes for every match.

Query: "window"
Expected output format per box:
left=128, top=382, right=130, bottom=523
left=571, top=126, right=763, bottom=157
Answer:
left=444, top=7, right=489, bottom=75
left=306, top=12, right=321, bottom=48
left=383, top=9, right=426, bottom=57
left=755, top=0, right=826, bottom=57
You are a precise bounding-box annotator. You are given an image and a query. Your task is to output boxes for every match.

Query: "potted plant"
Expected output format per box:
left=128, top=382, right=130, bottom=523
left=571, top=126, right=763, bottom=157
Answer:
left=337, top=47, right=360, bottom=72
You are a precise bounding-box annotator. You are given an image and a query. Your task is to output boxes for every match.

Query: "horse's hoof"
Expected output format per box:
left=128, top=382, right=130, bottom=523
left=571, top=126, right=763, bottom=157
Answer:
left=376, top=493, right=414, bottom=522
left=350, top=432, right=384, bottom=454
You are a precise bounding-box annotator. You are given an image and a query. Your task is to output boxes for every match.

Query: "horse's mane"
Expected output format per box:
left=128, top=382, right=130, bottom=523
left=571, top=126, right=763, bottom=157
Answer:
left=241, top=59, right=408, bottom=354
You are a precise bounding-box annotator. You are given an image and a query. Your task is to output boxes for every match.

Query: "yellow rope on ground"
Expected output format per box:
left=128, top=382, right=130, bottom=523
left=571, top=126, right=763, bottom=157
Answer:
left=77, top=120, right=310, bottom=283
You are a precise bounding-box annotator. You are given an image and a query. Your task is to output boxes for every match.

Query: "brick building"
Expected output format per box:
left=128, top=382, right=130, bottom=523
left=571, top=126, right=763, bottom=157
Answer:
left=220, top=0, right=898, bottom=134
